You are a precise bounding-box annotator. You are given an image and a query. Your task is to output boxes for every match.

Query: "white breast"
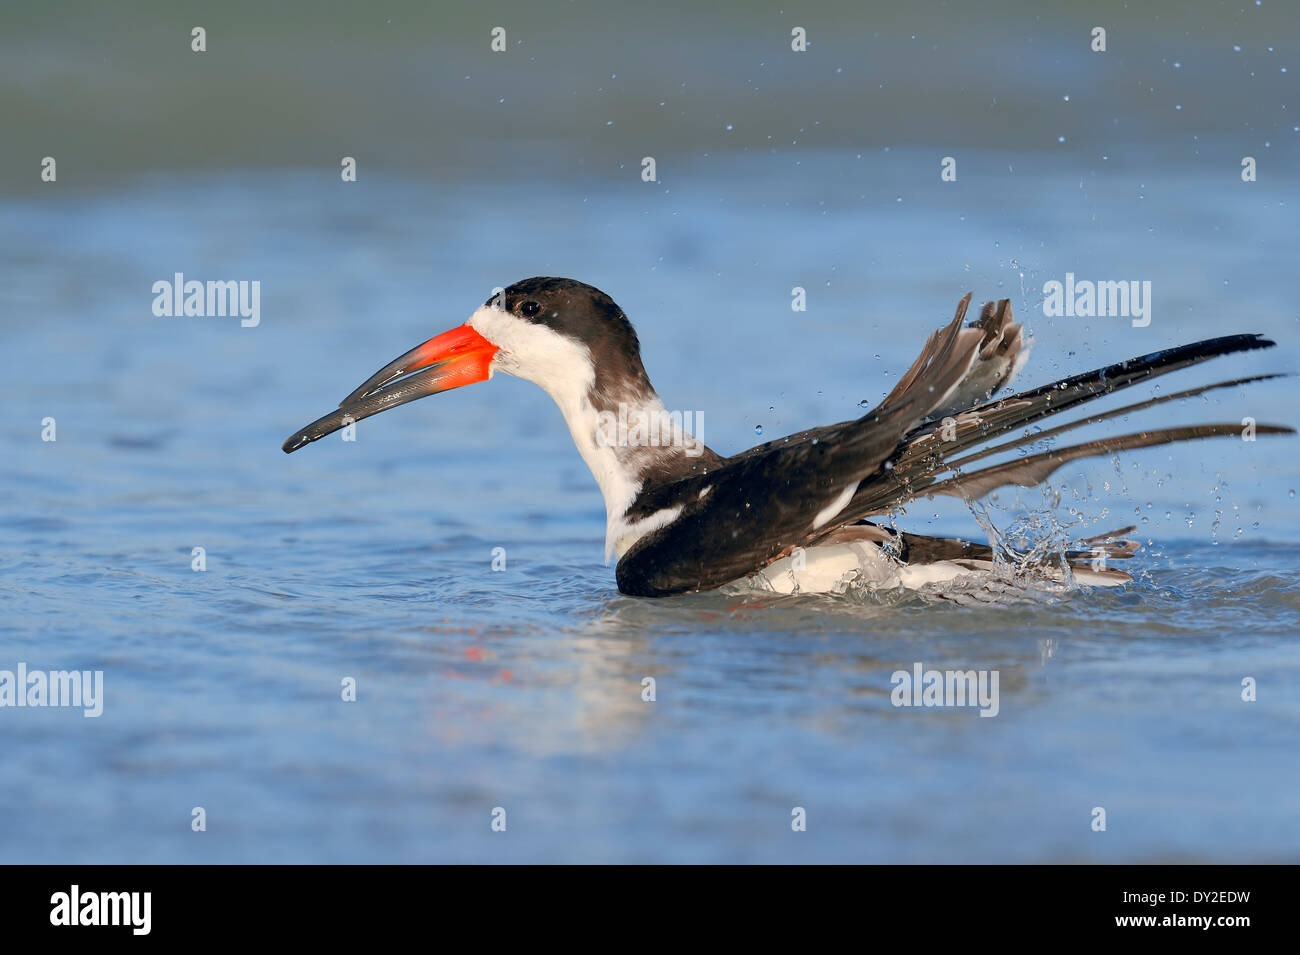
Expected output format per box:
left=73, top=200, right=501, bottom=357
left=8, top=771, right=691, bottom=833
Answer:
left=752, top=541, right=899, bottom=595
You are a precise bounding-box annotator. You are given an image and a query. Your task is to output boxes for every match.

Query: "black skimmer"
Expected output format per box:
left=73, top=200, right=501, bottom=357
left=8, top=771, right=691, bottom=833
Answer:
left=283, top=277, right=1291, bottom=598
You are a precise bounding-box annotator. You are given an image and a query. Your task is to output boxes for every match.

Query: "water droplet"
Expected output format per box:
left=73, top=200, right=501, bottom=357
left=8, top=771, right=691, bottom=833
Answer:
left=754, top=425, right=764, bottom=436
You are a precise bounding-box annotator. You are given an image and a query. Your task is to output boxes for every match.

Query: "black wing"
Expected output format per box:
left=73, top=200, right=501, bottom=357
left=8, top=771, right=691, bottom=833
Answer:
left=616, top=302, right=1289, bottom=596
left=616, top=295, right=990, bottom=596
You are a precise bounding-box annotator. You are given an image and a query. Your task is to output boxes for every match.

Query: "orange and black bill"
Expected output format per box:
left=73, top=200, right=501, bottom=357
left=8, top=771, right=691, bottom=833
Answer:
left=282, top=325, right=498, bottom=453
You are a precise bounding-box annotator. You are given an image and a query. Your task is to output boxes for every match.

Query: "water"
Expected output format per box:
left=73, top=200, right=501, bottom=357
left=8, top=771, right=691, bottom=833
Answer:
left=2, top=0, right=1298, bottom=863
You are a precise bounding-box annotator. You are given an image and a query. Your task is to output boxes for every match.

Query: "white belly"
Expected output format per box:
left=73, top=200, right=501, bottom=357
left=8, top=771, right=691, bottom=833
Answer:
left=745, top=540, right=1125, bottom=597
left=750, top=542, right=903, bottom=595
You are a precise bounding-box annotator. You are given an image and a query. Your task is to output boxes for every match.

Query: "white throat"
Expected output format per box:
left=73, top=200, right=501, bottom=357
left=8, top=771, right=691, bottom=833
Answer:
left=467, top=305, right=700, bottom=561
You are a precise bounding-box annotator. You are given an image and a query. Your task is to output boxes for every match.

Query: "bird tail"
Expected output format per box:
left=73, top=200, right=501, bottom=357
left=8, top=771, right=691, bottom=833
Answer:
left=831, top=324, right=1291, bottom=522
left=818, top=521, right=1140, bottom=585
left=897, top=524, right=1138, bottom=584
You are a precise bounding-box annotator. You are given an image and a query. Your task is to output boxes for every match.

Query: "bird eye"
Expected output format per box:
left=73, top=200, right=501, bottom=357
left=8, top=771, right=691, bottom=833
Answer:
left=520, top=301, right=541, bottom=318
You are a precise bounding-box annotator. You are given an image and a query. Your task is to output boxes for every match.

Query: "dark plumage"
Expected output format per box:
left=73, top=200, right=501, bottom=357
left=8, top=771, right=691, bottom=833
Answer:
left=282, top=278, right=1292, bottom=599
left=615, top=295, right=1289, bottom=596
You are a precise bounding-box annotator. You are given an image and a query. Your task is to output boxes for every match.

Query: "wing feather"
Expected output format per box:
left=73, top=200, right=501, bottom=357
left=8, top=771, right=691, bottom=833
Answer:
left=615, top=299, right=1287, bottom=597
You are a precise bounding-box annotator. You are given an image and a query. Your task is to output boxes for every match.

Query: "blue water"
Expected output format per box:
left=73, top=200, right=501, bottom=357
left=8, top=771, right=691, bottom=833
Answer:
left=2, top=1, right=1299, bottom=863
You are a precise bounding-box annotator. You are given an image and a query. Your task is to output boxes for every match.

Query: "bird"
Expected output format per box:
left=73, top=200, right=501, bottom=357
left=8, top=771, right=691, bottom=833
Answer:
left=282, top=277, right=1291, bottom=599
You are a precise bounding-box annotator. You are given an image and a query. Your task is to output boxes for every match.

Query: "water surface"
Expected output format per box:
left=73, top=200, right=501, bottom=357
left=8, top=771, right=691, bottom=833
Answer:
left=1, top=0, right=1297, bottom=863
